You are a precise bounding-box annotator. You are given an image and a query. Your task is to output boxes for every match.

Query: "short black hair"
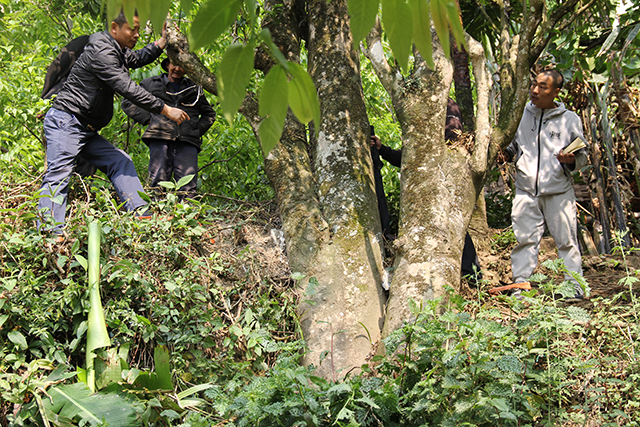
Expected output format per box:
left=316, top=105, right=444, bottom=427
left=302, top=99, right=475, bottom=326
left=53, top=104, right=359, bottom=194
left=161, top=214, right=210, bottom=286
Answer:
left=112, top=8, right=138, bottom=27
left=541, top=69, right=564, bottom=90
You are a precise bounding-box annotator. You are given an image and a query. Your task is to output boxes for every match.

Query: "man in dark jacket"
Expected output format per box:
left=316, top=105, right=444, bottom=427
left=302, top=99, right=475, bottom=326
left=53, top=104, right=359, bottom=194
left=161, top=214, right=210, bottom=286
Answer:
left=122, top=57, right=215, bottom=197
left=370, top=98, right=482, bottom=283
left=38, top=11, right=189, bottom=235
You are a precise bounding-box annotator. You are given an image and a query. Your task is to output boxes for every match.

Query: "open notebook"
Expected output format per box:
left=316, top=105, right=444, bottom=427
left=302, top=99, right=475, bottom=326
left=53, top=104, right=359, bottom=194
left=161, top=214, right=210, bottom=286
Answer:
left=563, top=137, right=587, bottom=154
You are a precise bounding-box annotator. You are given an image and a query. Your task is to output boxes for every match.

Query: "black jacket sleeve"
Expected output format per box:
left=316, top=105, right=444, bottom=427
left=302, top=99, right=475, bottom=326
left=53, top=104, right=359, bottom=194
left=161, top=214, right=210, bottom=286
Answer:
left=121, top=78, right=153, bottom=125
left=92, top=41, right=164, bottom=114
left=379, top=145, right=402, bottom=168
left=196, top=89, right=216, bottom=137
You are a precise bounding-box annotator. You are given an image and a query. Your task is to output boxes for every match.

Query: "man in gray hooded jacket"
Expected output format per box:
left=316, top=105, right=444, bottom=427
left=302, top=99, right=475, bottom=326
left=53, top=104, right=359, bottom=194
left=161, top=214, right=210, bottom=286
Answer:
left=505, top=69, right=588, bottom=299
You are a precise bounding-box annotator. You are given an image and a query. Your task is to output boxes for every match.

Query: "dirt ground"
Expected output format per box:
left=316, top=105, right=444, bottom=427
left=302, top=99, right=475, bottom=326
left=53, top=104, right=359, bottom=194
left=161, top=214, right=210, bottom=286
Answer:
left=207, top=207, right=639, bottom=310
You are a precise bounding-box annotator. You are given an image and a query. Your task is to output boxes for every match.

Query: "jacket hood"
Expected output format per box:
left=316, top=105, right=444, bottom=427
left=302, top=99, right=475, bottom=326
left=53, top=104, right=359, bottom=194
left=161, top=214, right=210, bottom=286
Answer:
left=525, top=101, right=567, bottom=119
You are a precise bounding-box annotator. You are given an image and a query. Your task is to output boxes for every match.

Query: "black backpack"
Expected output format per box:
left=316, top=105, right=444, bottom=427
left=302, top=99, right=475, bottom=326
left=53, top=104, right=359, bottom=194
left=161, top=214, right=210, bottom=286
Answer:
left=42, top=35, right=97, bottom=177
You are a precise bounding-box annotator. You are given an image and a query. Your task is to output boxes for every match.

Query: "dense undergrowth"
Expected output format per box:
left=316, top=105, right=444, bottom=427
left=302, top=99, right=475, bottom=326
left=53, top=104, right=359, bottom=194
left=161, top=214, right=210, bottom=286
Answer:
left=2, top=177, right=640, bottom=426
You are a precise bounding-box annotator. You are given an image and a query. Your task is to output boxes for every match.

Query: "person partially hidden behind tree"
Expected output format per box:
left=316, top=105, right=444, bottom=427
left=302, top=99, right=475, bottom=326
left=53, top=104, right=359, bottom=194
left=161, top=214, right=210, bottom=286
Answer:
left=122, top=57, right=215, bottom=199
left=370, top=97, right=482, bottom=284
left=38, top=9, right=190, bottom=240
left=501, top=69, right=589, bottom=301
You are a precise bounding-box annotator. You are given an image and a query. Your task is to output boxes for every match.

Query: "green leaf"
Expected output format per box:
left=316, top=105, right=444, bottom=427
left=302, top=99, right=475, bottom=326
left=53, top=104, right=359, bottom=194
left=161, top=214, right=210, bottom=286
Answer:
left=177, top=383, right=214, bottom=400
left=106, top=0, right=121, bottom=23
left=218, top=42, right=256, bottom=125
left=158, top=180, right=176, bottom=189
left=56, top=255, right=68, bottom=271
left=259, top=29, right=289, bottom=69
left=176, top=174, right=195, bottom=189
left=43, top=382, right=139, bottom=426
left=381, top=0, right=413, bottom=71
left=443, top=0, right=464, bottom=50
left=259, top=116, right=283, bottom=156
left=132, top=0, right=151, bottom=33
left=122, top=0, right=137, bottom=30
left=260, top=65, right=289, bottom=119
left=189, top=0, right=243, bottom=51
left=597, top=25, right=620, bottom=58
left=148, top=0, right=172, bottom=32
left=259, top=65, right=289, bottom=154
left=430, top=0, right=450, bottom=58
left=408, top=0, right=434, bottom=68
left=180, top=0, right=193, bottom=14
left=95, top=348, right=126, bottom=390
left=7, top=330, right=28, bottom=350
left=160, top=409, right=181, bottom=419
left=349, top=0, right=380, bottom=44
left=244, top=0, right=257, bottom=29
left=287, top=61, right=320, bottom=131
left=74, top=254, right=88, bottom=271
left=153, top=345, right=173, bottom=390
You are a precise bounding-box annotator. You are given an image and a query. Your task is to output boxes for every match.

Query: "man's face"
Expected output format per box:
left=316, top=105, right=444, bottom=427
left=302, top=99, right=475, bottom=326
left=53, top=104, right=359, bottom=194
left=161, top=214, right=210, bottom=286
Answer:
left=167, top=62, right=186, bottom=83
left=530, top=73, right=560, bottom=109
left=111, top=16, right=140, bottom=50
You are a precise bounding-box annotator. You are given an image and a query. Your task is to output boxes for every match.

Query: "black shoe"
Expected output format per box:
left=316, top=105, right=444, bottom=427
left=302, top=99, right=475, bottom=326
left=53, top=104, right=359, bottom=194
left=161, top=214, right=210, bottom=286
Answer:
left=563, top=293, right=585, bottom=303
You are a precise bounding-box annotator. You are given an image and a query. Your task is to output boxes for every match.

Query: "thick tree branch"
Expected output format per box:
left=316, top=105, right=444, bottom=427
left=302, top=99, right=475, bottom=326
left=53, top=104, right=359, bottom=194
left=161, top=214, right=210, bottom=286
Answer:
left=531, top=0, right=583, bottom=62
left=364, top=18, right=403, bottom=102
left=467, top=34, right=491, bottom=175
left=165, top=24, right=260, bottom=122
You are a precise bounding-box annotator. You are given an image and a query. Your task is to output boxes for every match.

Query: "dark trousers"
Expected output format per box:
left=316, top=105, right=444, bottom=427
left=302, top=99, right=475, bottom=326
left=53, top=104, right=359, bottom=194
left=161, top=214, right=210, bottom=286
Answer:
left=38, top=108, right=147, bottom=232
left=148, top=139, right=198, bottom=196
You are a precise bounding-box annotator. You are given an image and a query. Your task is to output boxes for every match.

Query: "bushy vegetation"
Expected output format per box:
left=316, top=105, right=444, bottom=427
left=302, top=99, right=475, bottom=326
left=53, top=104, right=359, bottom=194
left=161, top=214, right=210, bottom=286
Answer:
left=2, top=1, right=640, bottom=426
left=2, top=176, right=640, bottom=425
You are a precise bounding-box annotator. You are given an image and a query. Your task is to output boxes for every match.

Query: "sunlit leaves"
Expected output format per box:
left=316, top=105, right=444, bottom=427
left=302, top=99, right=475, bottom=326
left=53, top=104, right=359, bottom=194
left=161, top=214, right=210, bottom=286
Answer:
left=105, top=0, right=120, bottom=24
left=349, top=0, right=380, bottom=44
left=258, top=61, right=320, bottom=155
left=381, top=0, right=413, bottom=72
left=217, top=42, right=256, bottom=124
left=408, top=0, right=434, bottom=68
left=350, top=0, right=465, bottom=69
left=180, top=0, right=193, bottom=15
left=134, top=0, right=151, bottom=32
left=245, top=0, right=258, bottom=29
left=149, top=0, right=172, bottom=34
left=287, top=62, right=320, bottom=132
left=260, top=29, right=289, bottom=70
left=430, top=0, right=451, bottom=58
left=103, top=0, right=169, bottom=34
left=189, top=0, right=243, bottom=51
left=259, top=65, right=289, bottom=155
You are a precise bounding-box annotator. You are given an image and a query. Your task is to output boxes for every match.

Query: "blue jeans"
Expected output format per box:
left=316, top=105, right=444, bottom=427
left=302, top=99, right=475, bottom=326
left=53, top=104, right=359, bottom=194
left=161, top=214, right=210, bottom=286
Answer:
left=38, top=108, right=147, bottom=232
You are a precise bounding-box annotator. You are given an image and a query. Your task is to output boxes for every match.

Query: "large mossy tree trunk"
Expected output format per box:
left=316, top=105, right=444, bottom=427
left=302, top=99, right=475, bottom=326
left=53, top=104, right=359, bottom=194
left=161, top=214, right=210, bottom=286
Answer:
left=166, top=0, right=585, bottom=373
left=293, top=0, right=386, bottom=379
left=365, top=27, right=492, bottom=334
left=169, top=0, right=385, bottom=379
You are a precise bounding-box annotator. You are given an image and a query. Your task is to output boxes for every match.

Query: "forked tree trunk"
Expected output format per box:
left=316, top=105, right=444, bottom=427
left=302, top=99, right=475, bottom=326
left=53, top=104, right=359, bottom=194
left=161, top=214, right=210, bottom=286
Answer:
left=365, top=26, right=492, bottom=334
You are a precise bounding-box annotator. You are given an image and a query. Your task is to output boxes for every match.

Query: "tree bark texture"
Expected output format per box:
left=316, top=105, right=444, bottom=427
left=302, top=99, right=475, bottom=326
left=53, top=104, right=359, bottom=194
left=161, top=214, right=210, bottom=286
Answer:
left=297, top=0, right=386, bottom=380
left=365, top=26, right=492, bottom=335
